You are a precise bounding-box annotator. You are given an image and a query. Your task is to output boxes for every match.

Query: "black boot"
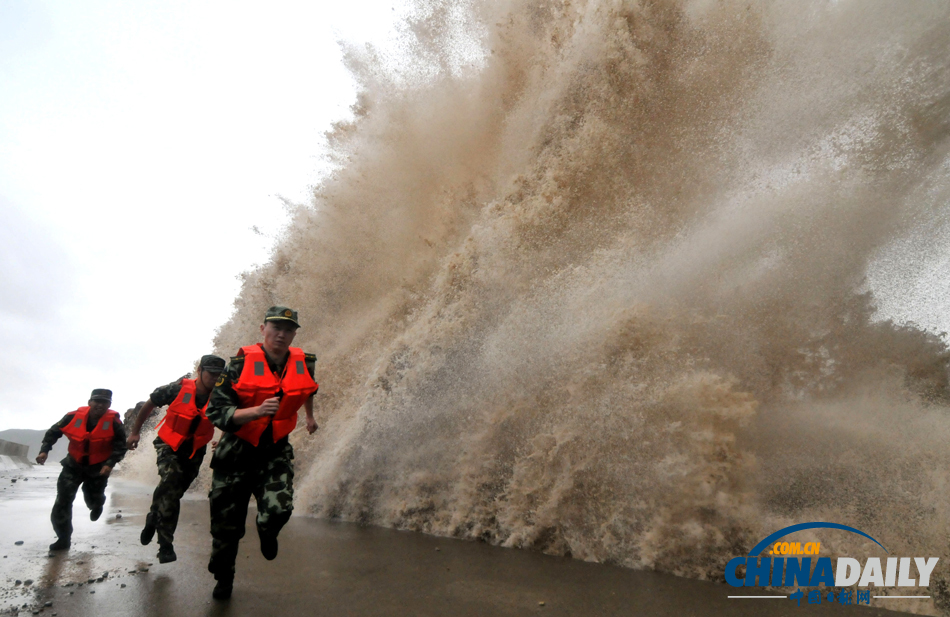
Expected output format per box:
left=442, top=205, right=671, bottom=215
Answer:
left=259, top=531, right=278, bottom=561
left=90, top=504, right=103, bottom=521
left=212, top=577, right=233, bottom=600
left=157, top=543, right=177, bottom=564
left=140, top=512, right=157, bottom=545
left=49, top=537, right=70, bottom=551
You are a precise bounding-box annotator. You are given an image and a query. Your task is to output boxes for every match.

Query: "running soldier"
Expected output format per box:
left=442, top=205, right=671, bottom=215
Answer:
left=127, top=355, right=226, bottom=563
left=205, top=306, right=318, bottom=600
left=37, top=389, right=127, bottom=551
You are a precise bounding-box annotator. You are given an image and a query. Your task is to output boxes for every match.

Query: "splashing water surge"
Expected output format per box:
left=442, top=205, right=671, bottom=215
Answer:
left=210, top=0, right=950, bottom=611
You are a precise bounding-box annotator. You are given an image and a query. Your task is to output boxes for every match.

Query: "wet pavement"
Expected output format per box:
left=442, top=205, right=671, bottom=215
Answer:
left=0, top=465, right=918, bottom=616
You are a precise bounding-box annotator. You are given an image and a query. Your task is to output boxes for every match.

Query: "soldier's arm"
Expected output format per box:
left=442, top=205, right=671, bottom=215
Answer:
left=304, top=353, right=319, bottom=434
left=304, top=397, right=318, bottom=434
left=37, top=414, right=72, bottom=463
left=207, top=357, right=280, bottom=429
left=102, top=420, right=128, bottom=471
left=206, top=359, right=244, bottom=432
left=305, top=353, right=318, bottom=387
left=127, top=401, right=155, bottom=449
left=303, top=353, right=320, bottom=435
left=128, top=381, right=181, bottom=447
left=231, top=399, right=278, bottom=425
left=149, top=381, right=182, bottom=408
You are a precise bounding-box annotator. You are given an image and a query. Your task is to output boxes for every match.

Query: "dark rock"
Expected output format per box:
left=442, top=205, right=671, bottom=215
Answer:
left=13, top=542, right=23, bottom=546
left=120, top=584, right=126, bottom=588
left=14, top=580, right=21, bottom=586
left=22, top=580, right=32, bottom=586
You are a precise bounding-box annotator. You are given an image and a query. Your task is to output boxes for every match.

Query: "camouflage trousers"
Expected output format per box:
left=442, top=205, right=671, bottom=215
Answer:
left=51, top=462, right=109, bottom=540
left=207, top=442, right=294, bottom=579
left=148, top=439, right=206, bottom=547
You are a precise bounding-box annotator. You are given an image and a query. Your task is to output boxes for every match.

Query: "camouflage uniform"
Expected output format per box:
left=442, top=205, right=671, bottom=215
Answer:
left=145, top=381, right=209, bottom=548
left=205, top=351, right=316, bottom=580
left=41, top=412, right=127, bottom=540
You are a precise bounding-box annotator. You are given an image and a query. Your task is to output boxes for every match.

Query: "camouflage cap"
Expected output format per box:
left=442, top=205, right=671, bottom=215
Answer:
left=89, top=388, right=113, bottom=402
left=199, top=354, right=226, bottom=373
left=264, top=306, right=300, bottom=327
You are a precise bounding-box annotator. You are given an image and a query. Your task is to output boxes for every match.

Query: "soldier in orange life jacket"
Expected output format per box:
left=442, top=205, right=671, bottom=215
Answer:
left=127, top=354, right=226, bottom=564
left=37, top=388, right=127, bottom=552
left=204, top=306, right=318, bottom=601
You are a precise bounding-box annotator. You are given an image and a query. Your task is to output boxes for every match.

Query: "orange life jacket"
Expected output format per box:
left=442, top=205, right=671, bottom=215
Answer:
left=232, top=344, right=318, bottom=446
left=156, top=378, right=215, bottom=458
left=61, top=407, right=119, bottom=466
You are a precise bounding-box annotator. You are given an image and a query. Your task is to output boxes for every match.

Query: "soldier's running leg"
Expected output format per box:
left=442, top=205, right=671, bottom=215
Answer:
left=50, top=464, right=82, bottom=548
left=81, top=469, right=109, bottom=521
left=208, top=469, right=252, bottom=583
left=146, top=442, right=205, bottom=559
left=158, top=447, right=204, bottom=547
left=142, top=440, right=173, bottom=545
left=252, top=442, right=295, bottom=560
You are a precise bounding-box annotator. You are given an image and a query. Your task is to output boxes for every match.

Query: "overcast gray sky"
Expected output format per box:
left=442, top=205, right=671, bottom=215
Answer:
left=3, top=0, right=949, bottom=432
left=0, top=0, right=403, bottom=430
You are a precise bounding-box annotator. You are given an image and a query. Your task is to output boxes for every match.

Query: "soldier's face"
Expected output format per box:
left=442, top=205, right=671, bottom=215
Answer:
left=88, top=399, right=109, bottom=414
left=261, top=321, right=298, bottom=355
left=198, top=369, right=219, bottom=390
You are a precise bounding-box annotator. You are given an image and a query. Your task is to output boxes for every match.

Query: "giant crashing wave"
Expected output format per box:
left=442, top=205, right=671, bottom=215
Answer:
left=214, top=1, right=950, bottom=613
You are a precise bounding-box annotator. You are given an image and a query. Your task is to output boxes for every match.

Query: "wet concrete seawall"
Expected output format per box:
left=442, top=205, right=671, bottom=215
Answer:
left=0, top=440, right=28, bottom=459
left=0, top=439, right=31, bottom=471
